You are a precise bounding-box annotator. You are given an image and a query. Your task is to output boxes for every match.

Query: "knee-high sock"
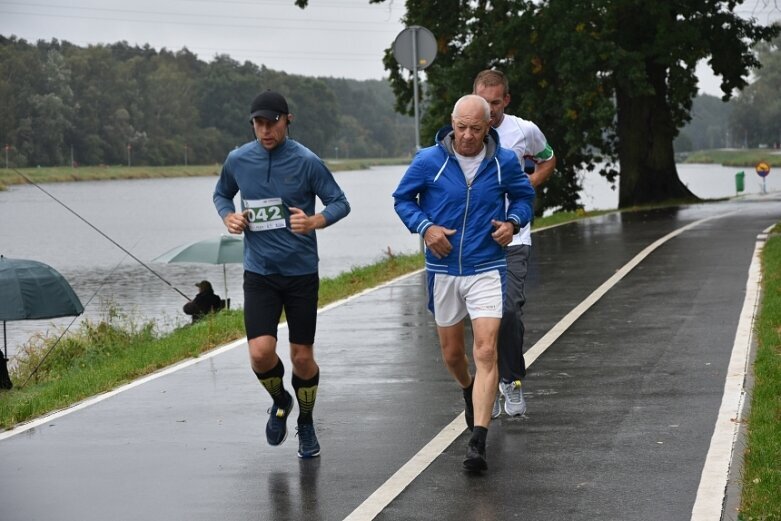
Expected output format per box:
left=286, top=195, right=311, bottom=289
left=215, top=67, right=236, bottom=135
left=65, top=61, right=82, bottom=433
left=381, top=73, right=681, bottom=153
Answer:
left=292, top=371, right=319, bottom=425
left=254, top=358, right=289, bottom=408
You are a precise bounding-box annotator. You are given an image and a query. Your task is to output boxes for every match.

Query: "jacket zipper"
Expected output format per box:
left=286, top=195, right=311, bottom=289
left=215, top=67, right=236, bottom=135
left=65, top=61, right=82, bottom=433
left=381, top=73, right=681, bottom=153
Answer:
left=459, top=182, right=472, bottom=275
left=266, top=148, right=272, bottom=182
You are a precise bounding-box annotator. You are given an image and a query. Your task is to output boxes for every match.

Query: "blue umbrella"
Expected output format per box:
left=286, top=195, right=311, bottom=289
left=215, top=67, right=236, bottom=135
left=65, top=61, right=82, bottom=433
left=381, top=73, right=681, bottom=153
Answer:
left=0, top=255, right=84, bottom=390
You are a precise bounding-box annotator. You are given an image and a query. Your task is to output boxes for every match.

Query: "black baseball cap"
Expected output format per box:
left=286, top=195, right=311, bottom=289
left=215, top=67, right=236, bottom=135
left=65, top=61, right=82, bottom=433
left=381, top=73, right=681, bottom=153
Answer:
left=250, top=90, right=289, bottom=122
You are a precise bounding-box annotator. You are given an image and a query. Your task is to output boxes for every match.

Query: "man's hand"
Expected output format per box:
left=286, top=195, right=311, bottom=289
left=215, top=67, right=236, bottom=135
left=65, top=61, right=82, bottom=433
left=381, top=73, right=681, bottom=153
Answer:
left=289, top=207, right=325, bottom=234
left=224, top=211, right=249, bottom=234
left=491, top=220, right=515, bottom=247
left=528, top=156, right=556, bottom=189
left=424, top=225, right=456, bottom=259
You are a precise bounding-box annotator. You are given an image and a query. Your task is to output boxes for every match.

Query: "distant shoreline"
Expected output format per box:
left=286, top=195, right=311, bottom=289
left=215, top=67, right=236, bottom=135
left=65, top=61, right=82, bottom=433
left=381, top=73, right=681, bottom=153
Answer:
left=682, top=148, right=781, bottom=167
left=0, top=157, right=411, bottom=189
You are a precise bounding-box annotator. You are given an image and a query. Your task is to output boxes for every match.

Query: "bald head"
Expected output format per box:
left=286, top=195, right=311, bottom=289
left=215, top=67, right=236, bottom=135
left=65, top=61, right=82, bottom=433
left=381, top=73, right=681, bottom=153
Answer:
left=451, top=95, right=491, bottom=157
left=452, top=95, right=491, bottom=121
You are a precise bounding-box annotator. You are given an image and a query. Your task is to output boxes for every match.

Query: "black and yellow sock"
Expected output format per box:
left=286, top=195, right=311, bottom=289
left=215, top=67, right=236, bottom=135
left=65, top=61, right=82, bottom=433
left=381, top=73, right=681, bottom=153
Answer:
left=292, top=371, right=319, bottom=425
left=254, top=358, right=289, bottom=408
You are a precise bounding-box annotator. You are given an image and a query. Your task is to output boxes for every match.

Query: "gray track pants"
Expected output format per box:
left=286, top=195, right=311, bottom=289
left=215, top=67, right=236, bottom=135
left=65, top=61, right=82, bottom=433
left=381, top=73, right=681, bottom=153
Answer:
left=498, top=244, right=530, bottom=382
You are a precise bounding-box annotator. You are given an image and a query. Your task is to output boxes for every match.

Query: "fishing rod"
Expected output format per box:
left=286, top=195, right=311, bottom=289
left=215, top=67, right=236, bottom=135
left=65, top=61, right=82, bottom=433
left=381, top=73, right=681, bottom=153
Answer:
left=13, top=169, right=191, bottom=301
left=20, top=245, right=137, bottom=388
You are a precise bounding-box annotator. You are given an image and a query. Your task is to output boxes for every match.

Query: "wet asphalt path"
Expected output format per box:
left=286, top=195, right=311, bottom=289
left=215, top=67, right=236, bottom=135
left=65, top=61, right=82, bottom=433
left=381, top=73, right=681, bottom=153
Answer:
left=1, top=196, right=779, bottom=521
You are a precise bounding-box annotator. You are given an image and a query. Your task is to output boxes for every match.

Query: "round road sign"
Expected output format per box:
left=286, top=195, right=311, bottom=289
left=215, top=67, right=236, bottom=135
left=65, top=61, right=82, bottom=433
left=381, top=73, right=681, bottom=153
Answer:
left=755, top=161, right=771, bottom=178
left=393, top=26, right=437, bottom=71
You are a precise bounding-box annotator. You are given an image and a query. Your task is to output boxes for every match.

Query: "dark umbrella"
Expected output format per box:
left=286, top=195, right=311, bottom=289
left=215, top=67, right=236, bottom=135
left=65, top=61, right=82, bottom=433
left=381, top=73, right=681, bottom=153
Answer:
left=0, top=255, right=84, bottom=390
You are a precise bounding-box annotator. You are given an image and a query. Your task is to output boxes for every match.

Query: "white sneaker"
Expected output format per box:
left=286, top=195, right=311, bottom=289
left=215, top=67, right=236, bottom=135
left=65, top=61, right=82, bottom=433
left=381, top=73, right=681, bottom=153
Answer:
left=500, top=380, right=527, bottom=416
left=491, top=393, right=502, bottom=418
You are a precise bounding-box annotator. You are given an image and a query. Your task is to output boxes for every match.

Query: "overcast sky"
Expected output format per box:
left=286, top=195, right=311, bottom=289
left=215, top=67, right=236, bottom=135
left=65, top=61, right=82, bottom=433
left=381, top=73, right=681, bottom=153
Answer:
left=0, top=0, right=778, bottom=95
left=0, top=0, right=408, bottom=80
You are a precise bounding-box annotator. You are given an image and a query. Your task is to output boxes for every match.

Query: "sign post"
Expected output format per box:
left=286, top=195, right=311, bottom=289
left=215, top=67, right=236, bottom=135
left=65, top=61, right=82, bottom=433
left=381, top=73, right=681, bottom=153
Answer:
left=392, top=26, right=437, bottom=151
left=755, top=161, right=771, bottom=194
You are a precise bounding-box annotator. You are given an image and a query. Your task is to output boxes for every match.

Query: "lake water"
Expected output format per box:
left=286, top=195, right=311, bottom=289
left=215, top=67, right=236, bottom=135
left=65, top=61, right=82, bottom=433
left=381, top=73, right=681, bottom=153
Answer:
left=1, top=162, right=778, bottom=359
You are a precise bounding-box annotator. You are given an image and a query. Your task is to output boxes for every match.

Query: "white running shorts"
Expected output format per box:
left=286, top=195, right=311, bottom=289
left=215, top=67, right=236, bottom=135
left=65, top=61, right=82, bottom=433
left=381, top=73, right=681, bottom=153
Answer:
left=432, top=271, right=503, bottom=327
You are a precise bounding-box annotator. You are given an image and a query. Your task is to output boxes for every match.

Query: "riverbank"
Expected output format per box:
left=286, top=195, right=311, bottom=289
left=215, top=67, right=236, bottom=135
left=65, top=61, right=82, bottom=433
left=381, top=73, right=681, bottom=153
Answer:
left=0, top=251, right=425, bottom=429
left=683, top=148, right=781, bottom=167
left=4, top=149, right=778, bottom=191
left=0, top=157, right=411, bottom=189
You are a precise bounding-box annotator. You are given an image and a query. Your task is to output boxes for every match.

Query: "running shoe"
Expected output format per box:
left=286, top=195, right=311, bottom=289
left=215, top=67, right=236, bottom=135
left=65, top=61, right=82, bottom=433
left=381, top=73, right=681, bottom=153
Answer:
left=296, top=423, right=321, bottom=459
left=266, top=391, right=294, bottom=446
left=500, top=380, right=527, bottom=417
left=463, top=441, right=487, bottom=472
left=492, top=393, right=502, bottom=419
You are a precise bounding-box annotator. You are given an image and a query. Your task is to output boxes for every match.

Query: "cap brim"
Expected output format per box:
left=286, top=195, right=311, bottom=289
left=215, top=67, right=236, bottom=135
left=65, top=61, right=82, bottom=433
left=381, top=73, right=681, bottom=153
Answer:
left=250, top=110, right=282, bottom=121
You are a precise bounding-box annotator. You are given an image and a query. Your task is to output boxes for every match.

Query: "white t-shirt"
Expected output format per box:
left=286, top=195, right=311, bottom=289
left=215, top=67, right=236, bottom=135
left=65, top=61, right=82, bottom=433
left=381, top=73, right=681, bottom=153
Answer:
left=495, top=114, right=554, bottom=246
left=454, top=146, right=486, bottom=186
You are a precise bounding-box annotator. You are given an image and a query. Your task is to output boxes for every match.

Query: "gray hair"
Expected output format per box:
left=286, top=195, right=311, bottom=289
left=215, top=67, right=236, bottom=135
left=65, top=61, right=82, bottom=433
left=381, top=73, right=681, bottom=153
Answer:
left=451, top=94, right=490, bottom=121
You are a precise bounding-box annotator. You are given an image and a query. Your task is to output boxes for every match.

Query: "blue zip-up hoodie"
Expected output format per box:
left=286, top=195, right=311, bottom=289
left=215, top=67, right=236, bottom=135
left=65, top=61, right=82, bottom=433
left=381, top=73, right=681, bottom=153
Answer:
left=393, top=126, right=535, bottom=276
left=213, top=138, right=350, bottom=276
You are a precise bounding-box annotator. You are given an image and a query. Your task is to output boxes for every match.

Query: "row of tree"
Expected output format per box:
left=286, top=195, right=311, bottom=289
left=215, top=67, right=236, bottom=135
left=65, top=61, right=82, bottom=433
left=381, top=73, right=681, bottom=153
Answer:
left=3, top=0, right=780, bottom=213
left=0, top=36, right=416, bottom=168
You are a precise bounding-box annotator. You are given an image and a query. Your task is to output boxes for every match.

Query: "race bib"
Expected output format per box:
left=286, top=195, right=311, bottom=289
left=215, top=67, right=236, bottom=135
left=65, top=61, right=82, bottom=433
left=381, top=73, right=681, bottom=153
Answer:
left=243, top=198, right=287, bottom=232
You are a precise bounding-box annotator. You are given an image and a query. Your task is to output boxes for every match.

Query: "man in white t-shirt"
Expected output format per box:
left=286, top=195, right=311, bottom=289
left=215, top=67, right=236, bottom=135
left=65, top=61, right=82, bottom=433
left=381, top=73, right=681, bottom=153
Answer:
left=473, top=69, right=557, bottom=418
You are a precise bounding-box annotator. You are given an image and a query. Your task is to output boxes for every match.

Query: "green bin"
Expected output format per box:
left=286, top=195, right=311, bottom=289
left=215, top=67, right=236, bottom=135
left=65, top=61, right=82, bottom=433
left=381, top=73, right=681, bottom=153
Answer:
left=735, top=171, right=745, bottom=193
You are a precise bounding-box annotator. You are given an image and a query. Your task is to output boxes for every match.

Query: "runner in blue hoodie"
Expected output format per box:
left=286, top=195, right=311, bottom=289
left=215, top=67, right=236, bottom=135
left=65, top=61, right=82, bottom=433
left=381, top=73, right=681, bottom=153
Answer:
left=393, top=94, right=535, bottom=472
left=213, top=90, right=350, bottom=460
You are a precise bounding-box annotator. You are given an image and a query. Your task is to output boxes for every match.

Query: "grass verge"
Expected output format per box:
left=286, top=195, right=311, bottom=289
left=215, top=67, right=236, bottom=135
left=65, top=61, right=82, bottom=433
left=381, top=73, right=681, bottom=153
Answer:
left=0, top=252, right=423, bottom=430
left=739, top=232, right=781, bottom=519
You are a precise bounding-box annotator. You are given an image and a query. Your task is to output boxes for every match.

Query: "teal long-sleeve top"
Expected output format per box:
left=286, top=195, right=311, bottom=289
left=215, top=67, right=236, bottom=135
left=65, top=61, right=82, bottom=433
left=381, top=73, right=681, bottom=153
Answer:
left=213, top=138, right=350, bottom=276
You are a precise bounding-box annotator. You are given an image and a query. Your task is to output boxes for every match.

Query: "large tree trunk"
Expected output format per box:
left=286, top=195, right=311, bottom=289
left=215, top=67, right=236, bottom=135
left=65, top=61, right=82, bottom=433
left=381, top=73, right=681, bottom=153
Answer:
left=616, top=62, right=697, bottom=208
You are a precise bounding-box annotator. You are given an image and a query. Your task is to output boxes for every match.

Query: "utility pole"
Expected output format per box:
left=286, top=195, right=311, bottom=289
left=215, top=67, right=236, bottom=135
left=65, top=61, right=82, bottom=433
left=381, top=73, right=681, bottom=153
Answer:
left=127, top=144, right=132, bottom=167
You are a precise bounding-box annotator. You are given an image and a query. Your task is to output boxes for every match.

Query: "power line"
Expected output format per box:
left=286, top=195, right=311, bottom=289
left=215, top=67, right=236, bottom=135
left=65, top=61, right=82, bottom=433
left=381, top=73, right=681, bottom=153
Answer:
left=0, top=8, right=401, bottom=34
left=175, top=0, right=403, bottom=11
left=0, top=1, right=402, bottom=28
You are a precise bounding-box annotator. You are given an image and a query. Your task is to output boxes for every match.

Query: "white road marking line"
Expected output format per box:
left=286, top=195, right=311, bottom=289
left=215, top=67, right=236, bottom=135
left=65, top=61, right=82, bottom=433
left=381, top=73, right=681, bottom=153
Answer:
left=343, top=415, right=466, bottom=521
left=343, top=210, right=739, bottom=521
left=526, top=211, right=737, bottom=363
left=690, top=234, right=765, bottom=520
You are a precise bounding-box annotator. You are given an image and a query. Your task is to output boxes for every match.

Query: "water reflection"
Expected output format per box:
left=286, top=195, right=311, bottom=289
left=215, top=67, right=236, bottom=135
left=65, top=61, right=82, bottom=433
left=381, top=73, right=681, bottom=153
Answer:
left=264, top=460, right=323, bottom=521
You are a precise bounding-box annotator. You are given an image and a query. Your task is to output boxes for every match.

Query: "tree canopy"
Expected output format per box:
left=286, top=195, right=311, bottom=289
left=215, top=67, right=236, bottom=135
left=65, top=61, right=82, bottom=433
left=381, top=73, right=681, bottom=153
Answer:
left=366, top=0, right=779, bottom=211
left=0, top=36, right=415, bottom=167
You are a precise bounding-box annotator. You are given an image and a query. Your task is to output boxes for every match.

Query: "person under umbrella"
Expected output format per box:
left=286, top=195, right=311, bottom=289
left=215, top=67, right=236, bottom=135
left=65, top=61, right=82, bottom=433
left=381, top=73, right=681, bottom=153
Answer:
left=182, top=280, right=224, bottom=323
